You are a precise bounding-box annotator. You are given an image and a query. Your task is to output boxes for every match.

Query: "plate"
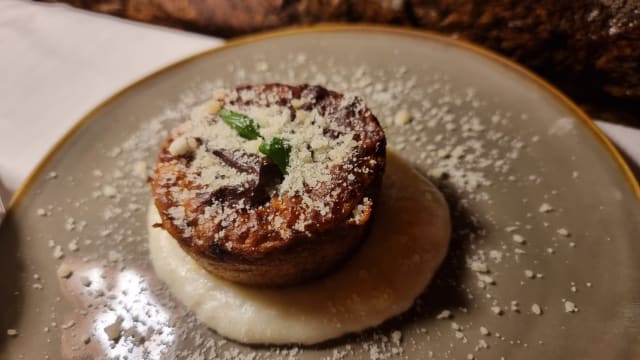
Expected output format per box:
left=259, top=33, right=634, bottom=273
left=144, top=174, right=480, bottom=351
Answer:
left=2, top=25, right=639, bottom=359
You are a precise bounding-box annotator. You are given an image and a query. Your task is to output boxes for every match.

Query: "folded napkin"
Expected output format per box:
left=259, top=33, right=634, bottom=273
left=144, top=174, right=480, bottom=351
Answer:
left=596, top=122, right=640, bottom=179
left=0, top=0, right=637, bottom=202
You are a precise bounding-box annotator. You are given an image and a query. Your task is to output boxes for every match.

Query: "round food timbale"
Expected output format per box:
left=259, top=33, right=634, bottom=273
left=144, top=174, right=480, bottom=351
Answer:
left=150, top=83, right=386, bottom=286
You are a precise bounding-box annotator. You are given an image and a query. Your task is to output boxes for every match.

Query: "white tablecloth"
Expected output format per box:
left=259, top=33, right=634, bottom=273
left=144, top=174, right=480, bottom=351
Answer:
left=1, top=0, right=638, bottom=203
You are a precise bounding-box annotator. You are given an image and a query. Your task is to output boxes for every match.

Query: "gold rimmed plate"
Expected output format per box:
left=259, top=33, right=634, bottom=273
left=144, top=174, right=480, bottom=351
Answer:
left=2, top=25, right=639, bottom=359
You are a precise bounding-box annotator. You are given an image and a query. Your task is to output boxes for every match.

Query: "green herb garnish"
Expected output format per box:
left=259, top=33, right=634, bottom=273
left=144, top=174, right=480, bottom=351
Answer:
left=258, top=137, right=291, bottom=174
left=219, top=108, right=291, bottom=174
left=219, top=108, right=261, bottom=140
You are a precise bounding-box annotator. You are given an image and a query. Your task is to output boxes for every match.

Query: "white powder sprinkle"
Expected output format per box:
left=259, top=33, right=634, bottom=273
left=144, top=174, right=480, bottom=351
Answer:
left=477, top=274, right=495, bottom=285
left=391, top=330, right=402, bottom=345
left=510, top=301, right=520, bottom=312
left=538, top=203, right=554, bottom=213
left=52, top=246, right=64, bottom=259
left=56, top=264, right=73, bottom=279
left=102, top=185, right=118, bottom=198
left=475, top=339, right=489, bottom=351
left=531, top=304, right=542, bottom=315
left=64, top=217, right=76, bottom=231
left=131, top=161, right=148, bottom=178
left=469, top=260, right=489, bottom=273
left=108, top=250, right=122, bottom=263
left=512, top=234, right=526, bottom=244
left=436, top=310, right=452, bottom=319
left=564, top=301, right=579, bottom=313
left=489, top=250, right=503, bottom=263
left=68, top=239, right=79, bottom=252
left=393, top=109, right=412, bottom=125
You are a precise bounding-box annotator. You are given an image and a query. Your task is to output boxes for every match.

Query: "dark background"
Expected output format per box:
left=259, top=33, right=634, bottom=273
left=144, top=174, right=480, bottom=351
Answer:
left=39, top=0, right=640, bottom=126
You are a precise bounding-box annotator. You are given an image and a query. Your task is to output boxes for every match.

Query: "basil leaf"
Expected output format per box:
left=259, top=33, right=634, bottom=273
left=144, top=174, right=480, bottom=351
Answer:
left=259, top=137, right=291, bottom=175
left=219, top=109, right=261, bottom=140
left=219, top=109, right=290, bottom=175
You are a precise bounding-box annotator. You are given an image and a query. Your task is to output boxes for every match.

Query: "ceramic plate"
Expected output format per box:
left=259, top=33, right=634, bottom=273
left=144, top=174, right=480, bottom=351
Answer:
left=2, top=26, right=639, bottom=360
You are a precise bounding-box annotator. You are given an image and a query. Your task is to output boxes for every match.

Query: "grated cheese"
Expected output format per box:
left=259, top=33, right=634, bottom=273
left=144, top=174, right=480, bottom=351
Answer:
left=159, top=86, right=370, bottom=238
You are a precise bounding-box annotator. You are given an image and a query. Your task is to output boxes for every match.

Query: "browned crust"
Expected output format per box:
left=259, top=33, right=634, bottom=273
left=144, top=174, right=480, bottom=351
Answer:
left=151, top=84, right=386, bottom=286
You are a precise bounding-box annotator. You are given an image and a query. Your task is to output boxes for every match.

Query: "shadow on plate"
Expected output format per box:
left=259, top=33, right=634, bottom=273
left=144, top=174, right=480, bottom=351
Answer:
left=0, top=212, right=26, bottom=352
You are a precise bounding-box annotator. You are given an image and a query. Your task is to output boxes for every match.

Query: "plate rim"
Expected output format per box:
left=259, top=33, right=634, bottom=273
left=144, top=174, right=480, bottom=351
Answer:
left=7, top=24, right=640, bottom=210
